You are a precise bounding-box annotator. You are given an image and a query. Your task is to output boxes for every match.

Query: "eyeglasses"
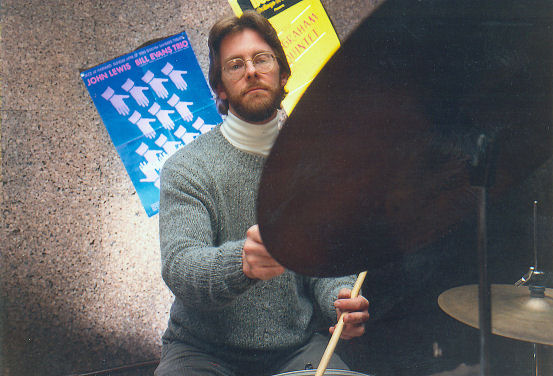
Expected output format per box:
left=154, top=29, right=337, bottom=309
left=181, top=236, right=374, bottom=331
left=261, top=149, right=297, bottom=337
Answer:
left=222, top=52, right=276, bottom=81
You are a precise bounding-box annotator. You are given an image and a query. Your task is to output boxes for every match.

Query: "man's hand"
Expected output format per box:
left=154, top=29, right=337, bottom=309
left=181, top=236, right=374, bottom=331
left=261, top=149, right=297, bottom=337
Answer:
left=330, top=288, right=370, bottom=339
left=242, top=225, right=285, bottom=280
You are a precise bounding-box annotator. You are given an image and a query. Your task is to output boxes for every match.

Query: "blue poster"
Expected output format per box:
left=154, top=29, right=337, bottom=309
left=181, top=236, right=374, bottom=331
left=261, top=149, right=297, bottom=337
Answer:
left=81, top=32, right=222, bottom=216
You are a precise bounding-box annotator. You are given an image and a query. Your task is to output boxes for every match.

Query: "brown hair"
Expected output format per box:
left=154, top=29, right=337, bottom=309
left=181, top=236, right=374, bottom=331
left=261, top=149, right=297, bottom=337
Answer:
left=208, top=10, right=291, bottom=114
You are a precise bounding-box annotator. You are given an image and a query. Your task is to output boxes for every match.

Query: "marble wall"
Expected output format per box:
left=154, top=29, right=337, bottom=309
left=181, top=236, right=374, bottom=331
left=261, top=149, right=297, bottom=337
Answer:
left=1, top=1, right=376, bottom=375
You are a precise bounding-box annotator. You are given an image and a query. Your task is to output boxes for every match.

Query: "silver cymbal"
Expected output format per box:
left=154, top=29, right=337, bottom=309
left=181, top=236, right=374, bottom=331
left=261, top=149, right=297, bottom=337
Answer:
left=438, top=284, right=553, bottom=345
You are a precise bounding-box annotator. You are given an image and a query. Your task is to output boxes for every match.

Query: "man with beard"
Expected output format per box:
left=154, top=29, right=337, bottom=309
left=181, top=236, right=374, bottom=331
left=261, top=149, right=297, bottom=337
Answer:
left=155, top=11, right=369, bottom=376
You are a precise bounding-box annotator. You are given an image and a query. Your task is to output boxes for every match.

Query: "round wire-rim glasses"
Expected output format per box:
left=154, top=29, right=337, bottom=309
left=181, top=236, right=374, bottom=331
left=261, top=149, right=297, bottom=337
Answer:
left=223, top=52, right=276, bottom=81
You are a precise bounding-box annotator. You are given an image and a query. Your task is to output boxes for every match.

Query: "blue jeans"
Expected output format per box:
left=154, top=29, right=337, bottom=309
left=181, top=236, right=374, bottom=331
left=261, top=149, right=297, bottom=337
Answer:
left=154, top=333, right=349, bottom=376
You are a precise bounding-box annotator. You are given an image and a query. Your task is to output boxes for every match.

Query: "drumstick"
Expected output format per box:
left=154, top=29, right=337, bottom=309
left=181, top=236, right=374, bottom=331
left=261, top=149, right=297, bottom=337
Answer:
left=315, top=271, right=367, bottom=376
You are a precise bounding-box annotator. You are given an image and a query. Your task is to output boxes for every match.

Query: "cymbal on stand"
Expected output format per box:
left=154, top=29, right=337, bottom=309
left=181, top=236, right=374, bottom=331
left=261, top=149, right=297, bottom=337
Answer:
left=257, top=0, right=553, bottom=277
left=438, top=284, right=553, bottom=346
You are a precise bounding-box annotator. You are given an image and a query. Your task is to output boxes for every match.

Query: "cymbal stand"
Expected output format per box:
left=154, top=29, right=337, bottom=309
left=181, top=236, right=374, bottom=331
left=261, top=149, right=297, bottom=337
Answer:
left=469, top=134, right=495, bottom=376
left=515, top=266, right=547, bottom=376
left=514, top=201, right=548, bottom=376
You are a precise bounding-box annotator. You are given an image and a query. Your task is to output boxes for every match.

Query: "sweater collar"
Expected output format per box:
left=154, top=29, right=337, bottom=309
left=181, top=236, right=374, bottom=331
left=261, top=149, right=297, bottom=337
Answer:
left=220, top=110, right=280, bottom=157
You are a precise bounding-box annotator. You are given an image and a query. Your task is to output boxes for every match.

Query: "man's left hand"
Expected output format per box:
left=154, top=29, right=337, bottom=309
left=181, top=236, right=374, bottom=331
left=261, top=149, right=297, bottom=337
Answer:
left=330, top=288, right=370, bottom=340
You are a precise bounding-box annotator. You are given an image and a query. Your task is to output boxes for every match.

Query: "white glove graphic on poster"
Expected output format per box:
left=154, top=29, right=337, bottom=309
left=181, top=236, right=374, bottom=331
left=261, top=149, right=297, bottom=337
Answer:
left=162, top=62, right=188, bottom=90
left=122, top=78, right=150, bottom=107
left=139, top=162, right=161, bottom=188
left=129, top=111, right=156, bottom=139
left=81, top=32, right=222, bottom=216
left=168, top=94, right=194, bottom=122
left=149, top=102, right=175, bottom=130
left=174, top=125, right=200, bottom=144
left=101, top=86, right=130, bottom=116
left=155, top=134, right=183, bottom=155
left=191, top=117, right=217, bottom=134
left=142, top=70, right=170, bottom=99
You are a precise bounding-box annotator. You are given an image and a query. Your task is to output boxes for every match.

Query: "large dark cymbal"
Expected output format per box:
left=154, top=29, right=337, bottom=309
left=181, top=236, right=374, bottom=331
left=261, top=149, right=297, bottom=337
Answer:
left=257, top=0, right=553, bottom=276
left=438, top=284, right=553, bottom=345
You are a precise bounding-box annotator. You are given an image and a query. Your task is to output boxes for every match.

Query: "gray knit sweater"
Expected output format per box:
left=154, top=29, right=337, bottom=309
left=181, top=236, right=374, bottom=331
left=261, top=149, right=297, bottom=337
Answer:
left=159, top=126, right=356, bottom=361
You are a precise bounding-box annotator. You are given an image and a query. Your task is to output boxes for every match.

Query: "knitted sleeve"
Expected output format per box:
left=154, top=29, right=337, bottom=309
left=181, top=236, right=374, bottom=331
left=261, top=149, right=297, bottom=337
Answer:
left=305, top=274, right=358, bottom=325
left=159, top=154, right=256, bottom=309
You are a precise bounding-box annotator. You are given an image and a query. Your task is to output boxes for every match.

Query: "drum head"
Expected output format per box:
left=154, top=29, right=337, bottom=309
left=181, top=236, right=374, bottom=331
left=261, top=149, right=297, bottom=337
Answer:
left=273, top=370, right=370, bottom=376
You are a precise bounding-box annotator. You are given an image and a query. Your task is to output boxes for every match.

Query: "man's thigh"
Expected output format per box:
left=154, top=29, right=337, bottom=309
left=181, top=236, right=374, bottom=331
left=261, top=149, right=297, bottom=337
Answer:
left=272, top=333, right=350, bottom=374
left=154, top=341, right=235, bottom=376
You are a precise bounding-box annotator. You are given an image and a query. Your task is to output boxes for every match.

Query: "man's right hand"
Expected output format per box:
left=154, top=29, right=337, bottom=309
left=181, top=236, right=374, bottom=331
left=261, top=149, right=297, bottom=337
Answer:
left=242, top=225, right=285, bottom=280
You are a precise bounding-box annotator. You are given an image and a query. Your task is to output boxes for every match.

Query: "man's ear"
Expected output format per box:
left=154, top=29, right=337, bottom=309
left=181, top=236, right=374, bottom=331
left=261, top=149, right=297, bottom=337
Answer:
left=280, top=73, right=289, bottom=88
left=216, top=84, right=228, bottom=100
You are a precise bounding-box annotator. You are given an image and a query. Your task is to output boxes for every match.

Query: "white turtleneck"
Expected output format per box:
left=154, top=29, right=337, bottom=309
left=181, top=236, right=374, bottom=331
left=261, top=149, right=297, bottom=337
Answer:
left=220, top=110, right=283, bottom=157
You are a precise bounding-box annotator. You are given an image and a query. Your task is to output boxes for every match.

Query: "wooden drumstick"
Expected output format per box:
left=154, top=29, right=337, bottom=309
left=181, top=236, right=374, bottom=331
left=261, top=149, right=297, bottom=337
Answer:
left=315, top=271, right=367, bottom=376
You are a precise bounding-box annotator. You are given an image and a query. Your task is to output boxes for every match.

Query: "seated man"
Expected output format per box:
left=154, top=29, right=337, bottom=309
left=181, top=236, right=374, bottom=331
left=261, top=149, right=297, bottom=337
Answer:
left=155, top=10, right=369, bottom=376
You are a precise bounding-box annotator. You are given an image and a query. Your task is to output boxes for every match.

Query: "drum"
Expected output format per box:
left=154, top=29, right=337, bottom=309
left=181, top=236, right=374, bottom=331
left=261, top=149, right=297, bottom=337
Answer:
left=273, top=370, right=371, bottom=376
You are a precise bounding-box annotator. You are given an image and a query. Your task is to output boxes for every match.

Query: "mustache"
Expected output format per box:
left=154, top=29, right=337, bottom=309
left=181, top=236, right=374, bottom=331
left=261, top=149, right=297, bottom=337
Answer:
left=241, top=84, right=270, bottom=96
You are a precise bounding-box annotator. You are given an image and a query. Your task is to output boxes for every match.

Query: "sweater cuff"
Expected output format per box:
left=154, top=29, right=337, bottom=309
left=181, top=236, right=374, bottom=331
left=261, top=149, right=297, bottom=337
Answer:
left=324, top=277, right=358, bottom=323
left=221, top=239, right=257, bottom=296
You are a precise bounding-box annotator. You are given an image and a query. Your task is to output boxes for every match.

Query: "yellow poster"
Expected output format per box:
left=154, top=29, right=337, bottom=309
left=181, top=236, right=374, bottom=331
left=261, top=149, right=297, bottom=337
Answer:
left=228, top=0, right=340, bottom=114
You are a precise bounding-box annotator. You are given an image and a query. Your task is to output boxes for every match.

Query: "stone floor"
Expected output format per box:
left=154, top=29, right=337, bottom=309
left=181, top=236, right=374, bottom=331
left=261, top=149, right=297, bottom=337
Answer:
left=1, top=1, right=552, bottom=376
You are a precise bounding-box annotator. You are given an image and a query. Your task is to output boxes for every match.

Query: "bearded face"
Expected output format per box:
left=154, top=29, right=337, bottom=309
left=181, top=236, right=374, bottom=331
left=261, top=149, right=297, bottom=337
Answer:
left=220, top=78, right=286, bottom=123
left=217, top=28, right=288, bottom=124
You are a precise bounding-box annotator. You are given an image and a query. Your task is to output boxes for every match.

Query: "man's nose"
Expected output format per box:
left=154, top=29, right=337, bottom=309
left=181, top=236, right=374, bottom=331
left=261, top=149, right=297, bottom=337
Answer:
left=244, top=60, right=258, bottom=77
